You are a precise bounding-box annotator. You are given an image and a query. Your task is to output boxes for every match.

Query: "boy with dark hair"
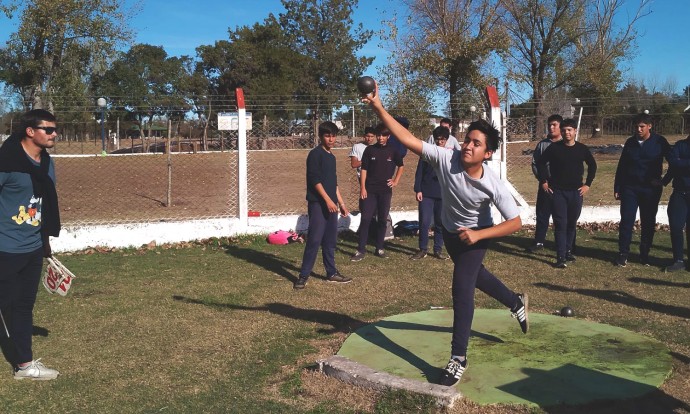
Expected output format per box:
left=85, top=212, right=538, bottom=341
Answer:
left=294, top=122, right=351, bottom=289
left=427, top=117, right=461, bottom=150
left=349, top=126, right=377, bottom=177
left=411, top=126, right=450, bottom=260
left=351, top=123, right=404, bottom=261
left=526, top=114, right=563, bottom=253
left=0, top=109, right=62, bottom=379
left=537, top=118, right=597, bottom=268
left=362, top=84, right=528, bottom=387
left=614, top=113, right=670, bottom=267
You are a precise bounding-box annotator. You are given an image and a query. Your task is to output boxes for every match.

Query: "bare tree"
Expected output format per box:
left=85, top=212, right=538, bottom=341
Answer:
left=502, top=0, right=650, bottom=137
left=389, top=0, right=507, bottom=123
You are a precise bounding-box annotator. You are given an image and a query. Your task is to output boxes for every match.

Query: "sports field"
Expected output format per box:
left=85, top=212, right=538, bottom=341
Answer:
left=1, top=229, right=688, bottom=413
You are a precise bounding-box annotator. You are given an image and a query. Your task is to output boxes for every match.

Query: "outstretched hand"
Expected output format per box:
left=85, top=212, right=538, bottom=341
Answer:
left=361, top=82, right=381, bottom=108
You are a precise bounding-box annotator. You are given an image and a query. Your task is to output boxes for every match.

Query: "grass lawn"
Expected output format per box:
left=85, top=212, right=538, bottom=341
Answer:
left=1, top=229, right=688, bottom=413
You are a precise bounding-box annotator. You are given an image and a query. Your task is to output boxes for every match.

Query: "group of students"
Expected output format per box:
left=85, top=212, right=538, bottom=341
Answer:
left=527, top=112, right=690, bottom=272
left=294, top=82, right=529, bottom=386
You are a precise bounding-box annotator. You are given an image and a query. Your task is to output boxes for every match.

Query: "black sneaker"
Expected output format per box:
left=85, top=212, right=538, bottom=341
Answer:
left=639, top=253, right=650, bottom=266
left=374, top=249, right=388, bottom=259
left=511, top=294, right=529, bottom=334
left=615, top=253, right=627, bottom=267
left=439, top=358, right=467, bottom=386
left=293, top=276, right=308, bottom=290
left=565, top=251, right=576, bottom=261
left=326, top=272, right=352, bottom=284
left=350, top=251, right=365, bottom=262
left=665, top=260, right=685, bottom=272
left=432, top=250, right=449, bottom=260
left=555, top=257, right=567, bottom=268
left=526, top=243, right=544, bottom=253
left=409, top=250, right=427, bottom=260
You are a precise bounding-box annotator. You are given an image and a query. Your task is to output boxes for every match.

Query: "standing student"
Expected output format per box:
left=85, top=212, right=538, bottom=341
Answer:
left=426, top=117, right=461, bottom=150
left=526, top=114, right=563, bottom=253
left=294, top=122, right=351, bottom=289
left=0, top=109, right=62, bottom=380
left=410, top=126, right=449, bottom=260
left=537, top=118, right=597, bottom=268
left=362, top=83, right=528, bottom=386
left=348, top=126, right=377, bottom=179
left=663, top=135, right=690, bottom=272
left=614, top=113, right=670, bottom=267
left=351, top=123, right=404, bottom=261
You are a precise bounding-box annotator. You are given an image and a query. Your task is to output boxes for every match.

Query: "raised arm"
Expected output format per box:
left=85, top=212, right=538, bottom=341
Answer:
left=362, top=83, right=423, bottom=156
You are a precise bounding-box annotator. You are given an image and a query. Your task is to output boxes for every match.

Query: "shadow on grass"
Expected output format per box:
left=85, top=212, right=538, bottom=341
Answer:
left=628, top=276, right=690, bottom=288
left=499, top=363, right=690, bottom=414
left=223, top=243, right=301, bottom=282
left=534, top=282, right=690, bottom=319
left=172, top=295, right=499, bottom=384
left=336, top=230, right=418, bottom=256
left=0, top=325, right=48, bottom=367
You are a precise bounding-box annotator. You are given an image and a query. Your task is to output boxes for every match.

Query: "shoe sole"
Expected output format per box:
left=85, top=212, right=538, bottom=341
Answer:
left=327, top=279, right=352, bottom=284
left=14, top=375, right=58, bottom=380
left=350, top=256, right=364, bottom=262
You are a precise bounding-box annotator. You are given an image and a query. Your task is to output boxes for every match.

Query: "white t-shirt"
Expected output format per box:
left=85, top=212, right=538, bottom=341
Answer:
left=427, top=134, right=461, bottom=150
left=421, top=142, right=519, bottom=231
left=349, top=142, right=368, bottom=177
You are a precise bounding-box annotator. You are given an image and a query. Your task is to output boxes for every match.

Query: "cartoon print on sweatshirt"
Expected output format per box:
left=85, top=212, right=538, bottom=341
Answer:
left=12, top=196, right=42, bottom=226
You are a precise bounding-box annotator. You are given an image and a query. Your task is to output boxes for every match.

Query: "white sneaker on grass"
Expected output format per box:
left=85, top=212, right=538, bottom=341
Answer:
left=14, top=359, right=59, bottom=380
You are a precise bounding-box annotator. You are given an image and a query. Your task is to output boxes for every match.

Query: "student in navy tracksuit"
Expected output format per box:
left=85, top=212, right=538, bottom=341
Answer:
left=662, top=135, right=690, bottom=272
left=537, top=118, right=596, bottom=268
left=293, top=122, right=351, bottom=289
left=613, top=113, right=670, bottom=267
left=410, top=126, right=449, bottom=260
left=526, top=114, right=563, bottom=253
left=351, top=123, right=404, bottom=261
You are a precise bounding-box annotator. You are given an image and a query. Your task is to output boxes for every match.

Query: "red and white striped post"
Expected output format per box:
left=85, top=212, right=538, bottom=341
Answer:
left=236, top=88, right=248, bottom=230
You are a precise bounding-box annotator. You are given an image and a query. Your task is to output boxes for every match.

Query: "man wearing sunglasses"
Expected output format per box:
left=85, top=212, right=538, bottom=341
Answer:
left=0, top=109, right=62, bottom=380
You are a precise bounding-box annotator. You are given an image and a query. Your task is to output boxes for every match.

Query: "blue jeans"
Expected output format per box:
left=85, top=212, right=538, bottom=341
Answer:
left=618, top=185, right=662, bottom=256
left=442, top=228, right=518, bottom=357
left=0, top=248, right=44, bottom=365
left=550, top=189, right=582, bottom=259
left=299, top=202, right=338, bottom=278
left=418, top=196, right=443, bottom=252
left=667, top=190, right=690, bottom=261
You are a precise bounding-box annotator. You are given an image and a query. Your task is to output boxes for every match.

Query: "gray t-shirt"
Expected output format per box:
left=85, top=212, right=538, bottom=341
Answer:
left=0, top=157, right=55, bottom=253
left=421, top=142, right=519, bottom=232
left=348, top=142, right=368, bottom=177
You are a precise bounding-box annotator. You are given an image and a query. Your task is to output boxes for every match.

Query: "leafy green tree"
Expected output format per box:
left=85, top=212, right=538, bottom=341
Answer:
left=278, top=0, right=373, bottom=118
left=0, top=0, right=134, bottom=110
left=97, top=44, right=187, bottom=145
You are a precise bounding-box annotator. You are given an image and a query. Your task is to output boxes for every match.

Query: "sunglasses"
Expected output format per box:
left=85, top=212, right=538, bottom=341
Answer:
left=34, top=126, right=58, bottom=135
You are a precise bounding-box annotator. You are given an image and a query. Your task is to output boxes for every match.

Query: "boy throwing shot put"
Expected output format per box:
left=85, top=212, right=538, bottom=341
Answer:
left=362, top=83, right=528, bottom=386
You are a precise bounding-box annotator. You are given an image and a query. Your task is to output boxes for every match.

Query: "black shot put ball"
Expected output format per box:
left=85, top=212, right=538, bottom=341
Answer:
left=560, top=306, right=574, bottom=317
left=357, top=76, right=376, bottom=95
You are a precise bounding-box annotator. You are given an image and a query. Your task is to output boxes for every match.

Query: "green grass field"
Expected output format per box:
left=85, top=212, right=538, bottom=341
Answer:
left=1, top=229, right=688, bottom=413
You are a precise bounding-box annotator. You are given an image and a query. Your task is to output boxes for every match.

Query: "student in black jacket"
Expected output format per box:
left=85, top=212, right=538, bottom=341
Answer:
left=613, top=113, right=670, bottom=267
left=662, top=135, right=690, bottom=272
left=537, top=118, right=597, bottom=268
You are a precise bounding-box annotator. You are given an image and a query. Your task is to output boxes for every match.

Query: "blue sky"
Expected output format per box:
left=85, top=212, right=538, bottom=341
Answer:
left=1, top=0, right=689, bottom=102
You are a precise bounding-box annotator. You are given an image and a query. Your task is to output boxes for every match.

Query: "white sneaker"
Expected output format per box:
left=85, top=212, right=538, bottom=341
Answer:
left=14, top=359, right=59, bottom=380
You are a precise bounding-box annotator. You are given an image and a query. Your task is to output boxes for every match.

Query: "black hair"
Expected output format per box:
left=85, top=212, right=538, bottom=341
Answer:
left=20, top=109, right=56, bottom=133
left=440, top=117, right=452, bottom=125
left=363, top=126, right=376, bottom=135
left=432, top=126, right=450, bottom=140
left=318, top=121, right=339, bottom=138
left=374, top=123, right=390, bottom=136
left=547, top=114, right=563, bottom=124
left=633, top=113, right=653, bottom=125
left=394, top=116, right=410, bottom=129
left=466, top=119, right=501, bottom=152
left=560, top=118, right=577, bottom=129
